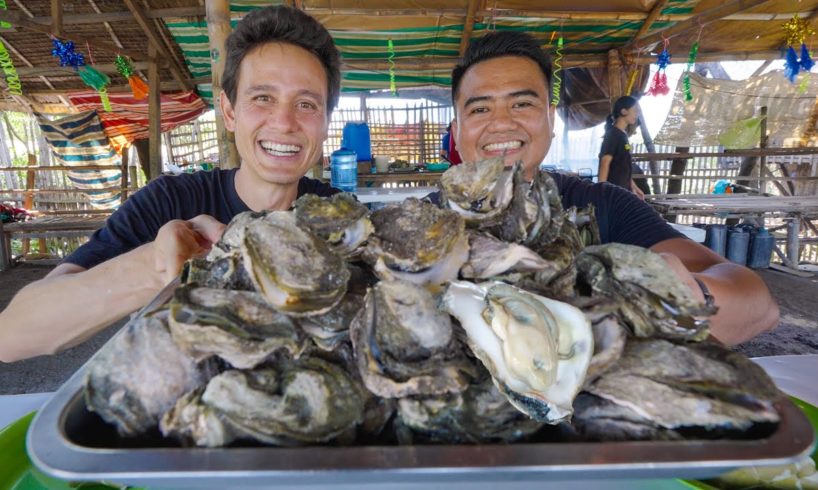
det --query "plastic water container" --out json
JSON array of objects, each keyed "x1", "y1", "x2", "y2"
[
  {"x1": 747, "y1": 227, "x2": 775, "y2": 269},
  {"x1": 342, "y1": 122, "x2": 371, "y2": 162},
  {"x1": 330, "y1": 148, "x2": 357, "y2": 193},
  {"x1": 704, "y1": 224, "x2": 727, "y2": 257},
  {"x1": 726, "y1": 227, "x2": 750, "y2": 265}
]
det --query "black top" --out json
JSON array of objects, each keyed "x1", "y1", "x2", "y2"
[
  {"x1": 599, "y1": 127, "x2": 633, "y2": 189},
  {"x1": 65, "y1": 168, "x2": 339, "y2": 269},
  {"x1": 425, "y1": 171, "x2": 683, "y2": 249}
]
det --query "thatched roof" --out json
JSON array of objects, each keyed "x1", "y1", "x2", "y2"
[{"x1": 0, "y1": 0, "x2": 816, "y2": 114}]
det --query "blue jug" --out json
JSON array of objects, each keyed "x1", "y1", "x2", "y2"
[
  {"x1": 747, "y1": 227, "x2": 775, "y2": 269},
  {"x1": 342, "y1": 122, "x2": 371, "y2": 162},
  {"x1": 330, "y1": 148, "x2": 357, "y2": 193},
  {"x1": 726, "y1": 227, "x2": 750, "y2": 265}
]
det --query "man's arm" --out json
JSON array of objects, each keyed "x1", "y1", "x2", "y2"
[
  {"x1": 0, "y1": 216, "x2": 225, "y2": 363},
  {"x1": 630, "y1": 179, "x2": 645, "y2": 200},
  {"x1": 650, "y1": 237, "x2": 779, "y2": 346},
  {"x1": 598, "y1": 155, "x2": 612, "y2": 182}
]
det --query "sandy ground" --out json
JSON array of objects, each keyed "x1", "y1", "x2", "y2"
[{"x1": 0, "y1": 263, "x2": 816, "y2": 395}]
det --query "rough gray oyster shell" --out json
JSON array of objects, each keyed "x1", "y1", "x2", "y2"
[
  {"x1": 575, "y1": 243, "x2": 716, "y2": 341},
  {"x1": 242, "y1": 211, "x2": 349, "y2": 316},
  {"x1": 84, "y1": 312, "x2": 212, "y2": 437},
  {"x1": 460, "y1": 230, "x2": 551, "y2": 280},
  {"x1": 161, "y1": 357, "x2": 366, "y2": 447},
  {"x1": 439, "y1": 157, "x2": 514, "y2": 226},
  {"x1": 350, "y1": 279, "x2": 475, "y2": 398},
  {"x1": 299, "y1": 289, "x2": 365, "y2": 351},
  {"x1": 184, "y1": 254, "x2": 255, "y2": 291},
  {"x1": 573, "y1": 339, "x2": 781, "y2": 441},
  {"x1": 294, "y1": 192, "x2": 373, "y2": 257},
  {"x1": 168, "y1": 285, "x2": 304, "y2": 369},
  {"x1": 363, "y1": 198, "x2": 469, "y2": 286}
]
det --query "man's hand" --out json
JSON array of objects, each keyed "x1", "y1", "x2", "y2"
[
  {"x1": 153, "y1": 215, "x2": 226, "y2": 283},
  {"x1": 631, "y1": 180, "x2": 645, "y2": 200}
]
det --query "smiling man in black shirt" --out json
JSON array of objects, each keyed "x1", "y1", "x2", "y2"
[
  {"x1": 0, "y1": 6, "x2": 340, "y2": 362},
  {"x1": 447, "y1": 31, "x2": 778, "y2": 346}
]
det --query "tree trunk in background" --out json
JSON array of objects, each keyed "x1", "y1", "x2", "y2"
[
  {"x1": 134, "y1": 139, "x2": 152, "y2": 181},
  {"x1": 148, "y1": 43, "x2": 162, "y2": 181},
  {"x1": 666, "y1": 147, "x2": 689, "y2": 223},
  {"x1": 206, "y1": 0, "x2": 240, "y2": 169},
  {"x1": 637, "y1": 107, "x2": 661, "y2": 194}
]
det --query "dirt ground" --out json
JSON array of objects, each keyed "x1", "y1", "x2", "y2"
[{"x1": 0, "y1": 263, "x2": 816, "y2": 395}]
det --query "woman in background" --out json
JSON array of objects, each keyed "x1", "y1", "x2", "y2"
[{"x1": 598, "y1": 96, "x2": 643, "y2": 199}]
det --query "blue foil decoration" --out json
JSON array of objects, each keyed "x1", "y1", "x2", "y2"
[
  {"x1": 785, "y1": 46, "x2": 800, "y2": 82},
  {"x1": 657, "y1": 47, "x2": 671, "y2": 69},
  {"x1": 800, "y1": 43, "x2": 814, "y2": 72},
  {"x1": 51, "y1": 39, "x2": 85, "y2": 69}
]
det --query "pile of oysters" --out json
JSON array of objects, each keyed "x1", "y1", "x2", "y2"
[{"x1": 84, "y1": 158, "x2": 782, "y2": 447}]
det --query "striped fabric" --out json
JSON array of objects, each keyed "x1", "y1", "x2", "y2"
[
  {"x1": 163, "y1": 0, "x2": 700, "y2": 104},
  {"x1": 37, "y1": 111, "x2": 122, "y2": 210},
  {"x1": 67, "y1": 91, "x2": 207, "y2": 151}
]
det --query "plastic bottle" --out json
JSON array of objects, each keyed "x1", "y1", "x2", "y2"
[
  {"x1": 726, "y1": 227, "x2": 750, "y2": 265},
  {"x1": 705, "y1": 224, "x2": 728, "y2": 257},
  {"x1": 330, "y1": 148, "x2": 357, "y2": 193}
]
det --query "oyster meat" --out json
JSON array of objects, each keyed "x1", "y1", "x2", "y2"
[
  {"x1": 350, "y1": 279, "x2": 475, "y2": 398},
  {"x1": 161, "y1": 357, "x2": 366, "y2": 447},
  {"x1": 294, "y1": 192, "x2": 373, "y2": 257},
  {"x1": 442, "y1": 281, "x2": 593, "y2": 423},
  {"x1": 576, "y1": 243, "x2": 716, "y2": 341},
  {"x1": 242, "y1": 211, "x2": 349, "y2": 316},
  {"x1": 364, "y1": 198, "x2": 469, "y2": 286},
  {"x1": 168, "y1": 285, "x2": 304, "y2": 369},
  {"x1": 85, "y1": 312, "x2": 211, "y2": 437}
]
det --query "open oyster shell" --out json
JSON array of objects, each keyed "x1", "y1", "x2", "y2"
[
  {"x1": 440, "y1": 157, "x2": 514, "y2": 226},
  {"x1": 363, "y1": 198, "x2": 469, "y2": 286},
  {"x1": 85, "y1": 312, "x2": 212, "y2": 437},
  {"x1": 442, "y1": 281, "x2": 593, "y2": 423},
  {"x1": 242, "y1": 211, "x2": 349, "y2": 316},
  {"x1": 575, "y1": 243, "x2": 716, "y2": 341},
  {"x1": 294, "y1": 192, "x2": 373, "y2": 257},
  {"x1": 460, "y1": 230, "x2": 551, "y2": 280},
  {"x1": 168, "y1": 285, "x2": 305, "y2": 369},
  {"x1": 350, "y1": 279, "x2": 475, "y2": 398},
  {"x1": 161, "y1": 357, "x2": 366, "y2": 447}
]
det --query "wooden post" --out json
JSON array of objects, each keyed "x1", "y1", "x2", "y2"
[
  {"x1": 121, "y1": 145, "x2": 130, "y2": 201},
  {"x1": 665, "y1": 147, "x2": 689, "y2": 223},
  {"x1": 637, "y1": 107, "x2": 661, "y2": 194},
  {"x1": 419, "y1": 105, "x2": 426, "y2": 166},
  {"x1": 148, "y1": 44, "x2": 162, "y2": 180},
  {"x1": 206, "y1": 0, "x2": 240, "y2": 169},
  {"x1": 51, "y1": 0, "x2": 63, "y2": 38},
  {"x1": 607, "y1": 49, "x2": 623, "y2": 104},
  {"x1": 22, "y1": 153, "x2": 35, "y2": 256}
]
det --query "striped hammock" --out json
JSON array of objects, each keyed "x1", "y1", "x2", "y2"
[{"x1": 37, "y1": 111, "x2": 121, "y2": 210}]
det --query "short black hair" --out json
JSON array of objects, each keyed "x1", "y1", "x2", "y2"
[
  {"x1": 222, "y1": 6, "x2": 341, "y2": 113},
  {"x1": 451, "y1": 31, "x2": 553, "y2": 107}
]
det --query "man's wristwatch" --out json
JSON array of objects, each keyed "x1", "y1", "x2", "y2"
[{"x1": 693, "y1": 276, "x2": 716, "y2": 309}]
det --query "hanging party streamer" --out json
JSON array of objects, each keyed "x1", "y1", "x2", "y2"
[
  {"x1": 0, "y1": 40, "x2": 21, "y2": 95},
  {"x1": 51, "y1": 39, "x2": 112, "y2": 111},
  {"x1": 625, "y1": 68, "x2": 638, "y2": 96},
  {"x1": 387, "y1": 39, "x2": 396, "y2": 95},
  {"x1": 646, "y1": 38, "x2": 671, "y2": 96},
  {"x1": 0, "y1": 0, "x2": 10, "y2": 30},
  {"x1": 79, "y1": 66, "x2": 112, "y2": 112},
  {"x1": 782, "y1": 15, "x2": 815, "y2": 83},
  {"x1": 551, "y1": 37, "x2": 563, "y2": 106},
  {"x1": 51, "y1": 39, "x2": 85, "y2": 68},
  {"x1": 115, "y1": 55, "x2": 149, "y2": 99},
  {"x1": 683, "y1": 41, "x2": 699, "y2": 102}
]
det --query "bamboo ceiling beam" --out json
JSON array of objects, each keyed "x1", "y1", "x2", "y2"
[
  {"x1": 50, "y1": 0, "x2": 62, "y2": 38},
  {"x1": 0, "y1": 10, "x2": 153, "y2": 62},
  {"x1": 121, "y1": 0, "x2": 192, "y2": 91},
  {"x1": 86, "y1": 0, "x2": 126, "y2": 53},
  {"x1": 631, "y1": 0, "x2": 669, "y2": 42},
  {"x1": 459, "y1": 0, "x2": 480, "y2": 56},
  {"x1": 30, "y1": 7, "x2": 206, "y2": 25},
  {"x1": 17, "y1": 62, "x2": 151, "y2": 77},
  {"x1": 628, "y1": 0, "x2": 773, "y2": 51}
]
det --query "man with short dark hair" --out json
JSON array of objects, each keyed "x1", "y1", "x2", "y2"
[
  {"x1": 0, "y1": 6, "x2": 342, "y2": 362},
  {"x1": 447, "y1": 31, "x2": 778, "y2": 345}
]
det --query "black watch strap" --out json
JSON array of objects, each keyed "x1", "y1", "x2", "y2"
[{"x1": 693, "y1": 276, "x2": 716, "y2": 309}]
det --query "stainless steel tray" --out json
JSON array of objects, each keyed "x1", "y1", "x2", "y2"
[{"x1": 26, "y1": 281, "x2": 817, "y2": 489}]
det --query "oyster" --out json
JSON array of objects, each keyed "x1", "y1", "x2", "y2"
[
  {"x1": 573, "y1": 339, "x2": 781, "y2": 441},
  {"x1": 396, "y1": 377, "x2": 543, "y2": 444},
  {"x1": 442, "y1": 281, "x2": 593, "y2": 423},
  {"x1": 168, "y1": 285, "x2": 304, "y2": 369},
  {"x1": 184, "y1": 254, "x2": 255, "y2": 291},
  {"x1": 350, "y1": 279, "x2": 475, "y2": 398},
  {"x1": 161, "y1": 357, "x2": 366, "y2": 447},
  {"x1": 85, "y1": 312, "x2": 212, "y2": 437},
  {"x1": 294, "y1": 192, "x2": 373, "y2": 257},
  {"x1": 567, "y1": 204, "x2": 600, "y2": 248},
  {"x1": 575, "y1": 243, "x2": 716, "y2": 341},
  {"x1": 364, "y1": 198, "x2": 469, "y2": 286},
  {"x1": 440, "y1": 157, "x2": 514, "y2": 225},
  {"x1": 242, "y1": 211, "x2": 349, "y2": 316},
  {"x1": 460, "y1": 230, "x2": 551, "y2": 280},
  {"x1": 299, "y1": 289, "x2": 365, "y2": 351}
]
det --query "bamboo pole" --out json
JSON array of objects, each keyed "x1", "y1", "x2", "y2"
[
  {"x1": 631, "y1": 0, "x2": 669, "y2": 42},
  {"x1": 206, "y1": 0, "x2": 240, "y2": 169},
  {"x1": 459, "y1": 0, "x2": 480, "y2": 56},
  {"x1": 148, "y1": 44, "x2": 162, "y2": 181},
  {"x1": 121, "y1": 146, "x2": 130, "y2": 201},
  {"x1": 632, "y1": 147, "x2": 818, "y2": 160},
  {"x1": 50, "y1": 0, "x2": 62, "y2": 38}
]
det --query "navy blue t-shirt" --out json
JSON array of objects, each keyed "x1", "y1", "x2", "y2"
[
  {"x1": 65, "y1": 168, "x2": 339, "y2": 269},
  {"x1": 426, "y1": 171, "x2": 682, "y2": 249}
]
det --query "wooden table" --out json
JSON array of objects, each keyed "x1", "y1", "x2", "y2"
[
  {"x1": 648, "y1": 194, "x2": 818, "y2": 265},
  {"x1": 0, "y1": 215, "x2": 109, "y2": 270}
]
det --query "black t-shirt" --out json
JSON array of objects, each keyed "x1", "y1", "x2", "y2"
[
  {"x1": 599, "y1": 127, "x2": 633, "y2": 189},
  {"x1": 65, "y1": 168, "x2": 339, "y2": 269},
  {"x1": 425, "y1": 171, "x2": 682, "y2": 249}
]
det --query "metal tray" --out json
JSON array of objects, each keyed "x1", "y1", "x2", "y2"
[{"x1": 26, "y1": 281, "x2": 818, "y2": 489}]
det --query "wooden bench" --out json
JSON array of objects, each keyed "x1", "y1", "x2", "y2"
[{"x1": 0, "y1": 215, "x2": 109, "y2": 270}]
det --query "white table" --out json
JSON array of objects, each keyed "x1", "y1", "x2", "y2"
[
  {"x1": 354, "y1": 186, "x2": 437, "y2": 204},
  {"x1": 669, "y1": 222, "x2": 706, "y2": 243}
]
